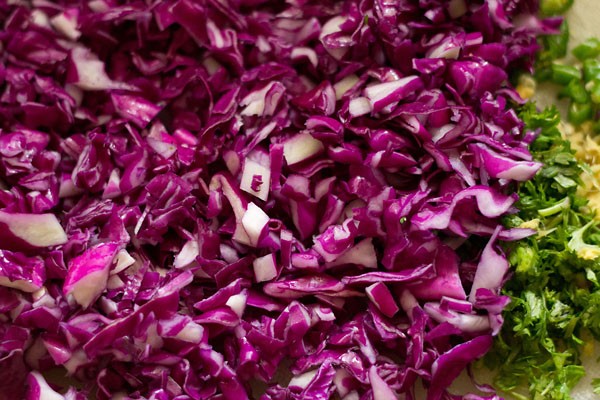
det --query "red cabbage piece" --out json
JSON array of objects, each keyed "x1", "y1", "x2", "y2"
[
  {"x1": 0, "y1": 0, "x2": 555, "y2": 399},
  {"x1": 26, "y1": 371, "x2": 65, "y2": 400}
]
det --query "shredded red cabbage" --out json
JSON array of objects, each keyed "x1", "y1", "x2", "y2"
[{"x1": 0, "y1": 1, "x2": 559, "y2": 399}]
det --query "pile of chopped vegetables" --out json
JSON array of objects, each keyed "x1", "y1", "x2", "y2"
[
  {"x1": 485, "y1": 104, "x2": 591, "y2": 399},
  {"x1": 484, "y1": 16, "x2": 600, "y2": 399},
  {"x1": 0, "y1": 0, "x2": 575, "y2": 399}
]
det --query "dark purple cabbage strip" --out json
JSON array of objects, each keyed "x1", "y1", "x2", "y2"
[{"x1": 0, "y1": 1, "x2": 556, "y2": 399}]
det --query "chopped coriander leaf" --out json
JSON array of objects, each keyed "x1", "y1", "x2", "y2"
[{"x1": 486, "y1": 104, "x2": 600, "y2": 399}]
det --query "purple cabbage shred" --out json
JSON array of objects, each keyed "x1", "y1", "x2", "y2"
[{"x1": 0, "y1": 0, "x2": 558, "y2": 399}]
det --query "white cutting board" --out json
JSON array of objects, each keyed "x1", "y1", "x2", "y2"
[{"x1": 566, "y1": 0, "x2": 600, "y2": 51}]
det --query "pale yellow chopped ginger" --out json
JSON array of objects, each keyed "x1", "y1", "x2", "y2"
[
  {"x1": 562, "y1": 121, "x2": 600, "y2": 219},
  {"x1": 516, "y1": 75, "x2": 536, "y2": 100},
  {"x1": 518, "y1": 218, "x2": 540, "y2": 230}
]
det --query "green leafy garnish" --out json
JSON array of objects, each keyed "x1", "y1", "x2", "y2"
[{"x1": 485, "y1": 104, "x2": 600, "y2": 399}]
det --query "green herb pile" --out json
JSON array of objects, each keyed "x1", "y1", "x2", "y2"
[
  {"x1": 484, "y1": 104, "x2": 600, "y2": 399},
  {"x1": 485, "y1": 5, "x2": 600, "y2": 398}
]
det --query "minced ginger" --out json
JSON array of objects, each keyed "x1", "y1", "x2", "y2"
[
  {"x1": 561, "y1": 121, "x2": 600, "y2": 218},
  {"x1": 516, "y1": 75, "x2": 537, "y2": 100}
]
